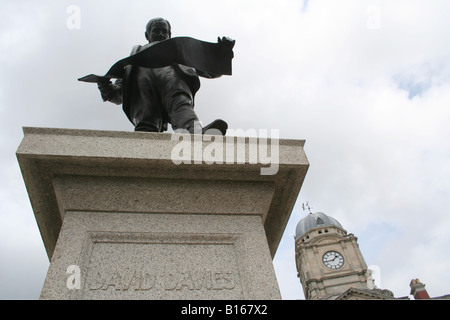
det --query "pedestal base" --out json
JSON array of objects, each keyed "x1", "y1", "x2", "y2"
[
  {"x1": 42, "y1": 212, "x2": 279, "y2": 299},
  {"x1": 16, "y1": 127, "x2": 308, "y2": 300}
]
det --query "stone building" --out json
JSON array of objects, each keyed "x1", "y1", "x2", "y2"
[{"x1": 294, "y1": 212, "x2": 395, "y2": 300}]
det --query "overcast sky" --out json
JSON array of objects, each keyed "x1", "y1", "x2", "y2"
[{"x1": 1, "y1": 0, "x2": 450, "y2": 300}]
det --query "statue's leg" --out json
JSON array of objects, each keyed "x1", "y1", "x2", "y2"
[
  {"x1": 153, "y1": 66, "x2": 200, "y2": 132},
  {"x1": 129, "y1": 67, "x2": 164, "y2": 132}
]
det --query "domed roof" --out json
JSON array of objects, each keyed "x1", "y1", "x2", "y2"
[{"x1": 295, "y1": 212, "x2": 344, "y2": 239}]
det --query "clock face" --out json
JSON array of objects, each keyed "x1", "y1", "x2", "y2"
[{"x1": 322, "y1": 251, "x2": 344, "y2": 270}]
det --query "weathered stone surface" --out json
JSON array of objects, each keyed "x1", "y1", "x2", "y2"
[{"x1": 16, "y1": 127, "x2": 308, "y2": 299}]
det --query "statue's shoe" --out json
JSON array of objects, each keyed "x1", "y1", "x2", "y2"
[{"x1": 201, "y1": 119, "x2": 228, "y2": 136}]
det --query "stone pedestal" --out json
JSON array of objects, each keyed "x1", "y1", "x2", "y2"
[{"x1": 16, "y1": 127, "x2": 308, "y2": 300}]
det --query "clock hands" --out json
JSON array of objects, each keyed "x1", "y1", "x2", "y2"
[
  {"x1": 324, "y1": 254, "x2": 338, "y2": 263},
  {"x1": 323, "y1": 251, "x2": 344, "y2": 269}
]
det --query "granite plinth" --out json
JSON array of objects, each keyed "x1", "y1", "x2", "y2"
[{"x1": 16, "y1": 127, "x2": 308, "y2": 299}]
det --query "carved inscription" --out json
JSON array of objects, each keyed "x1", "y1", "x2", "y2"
[
  {"x1": 88, "y1": 269, "x2": 236, "y2": 291},
  {"x1": 81, "y1": 232, "x2": 242, "y2": 298}
]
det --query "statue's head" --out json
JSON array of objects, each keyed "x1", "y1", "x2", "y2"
[{"x1": 145, "y1": 18, "x2": 171, "y2": 43}]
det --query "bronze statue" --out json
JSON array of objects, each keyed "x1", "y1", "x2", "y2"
[{"x1": 80, "y1": 18, "x2": 235, "y2": 135}]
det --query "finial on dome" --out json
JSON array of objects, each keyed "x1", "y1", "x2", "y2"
[{"x1": 302, "y1": 201, "x2": 312, "y2": 214}]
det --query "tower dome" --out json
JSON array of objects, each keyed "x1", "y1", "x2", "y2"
[{"x1": 295, "y1": 212, "x2": 344, "y2": 239}]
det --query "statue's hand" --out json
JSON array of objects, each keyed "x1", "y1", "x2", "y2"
[
  {"x1": 97, "y1": 78, "x2": 112, "y2": 88},
  {"x1": 218, "y1": 36, "x2": 235, "y2": 50},
  {"x1": 97, "y1": 79, "x2": 114, "y2": 101}
]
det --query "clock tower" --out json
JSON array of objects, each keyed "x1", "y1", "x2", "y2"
[{"x1": 294, "y1": 212, "x2": 394, "y2": 300}]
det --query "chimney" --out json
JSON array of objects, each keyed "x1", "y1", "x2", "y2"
[{"x1": 409, "y1": 279, "x2": 431, "y2": 299}]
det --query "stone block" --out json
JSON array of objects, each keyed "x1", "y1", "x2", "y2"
[{"x1": 16, "y1": 127, "x2": 308, "y2": 299}]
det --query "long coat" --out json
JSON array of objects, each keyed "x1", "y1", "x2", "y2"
[{"x1": 117, "y1": 44, "x2": 220, "y2": 130}]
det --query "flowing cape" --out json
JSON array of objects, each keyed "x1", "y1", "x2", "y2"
[{"x1": 78, "y1": 37, "x2": 233, "y2": 83}]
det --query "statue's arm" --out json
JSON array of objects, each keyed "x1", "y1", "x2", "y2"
[
  {"x1": 96, "y1": 45, "x2": 141, "y2": 105},
  {"x1": 97, "y1": 79, "x2": 123, "y2": 105}
]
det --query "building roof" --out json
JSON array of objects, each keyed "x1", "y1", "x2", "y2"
[
  {"x1": 295, "y1": 212, "x2": 344, "y2": 239},
  {"x1": 333, "y1": 287, "x2": 397, "y2": 300}
]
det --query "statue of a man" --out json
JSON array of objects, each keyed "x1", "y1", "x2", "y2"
[{"x1": 97, "y1": 17, "x2": 234, "y2": 135}]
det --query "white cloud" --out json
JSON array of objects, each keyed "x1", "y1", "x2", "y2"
[{"x1": 0, "y1": 2, "x2": 51, "y2": 64}]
